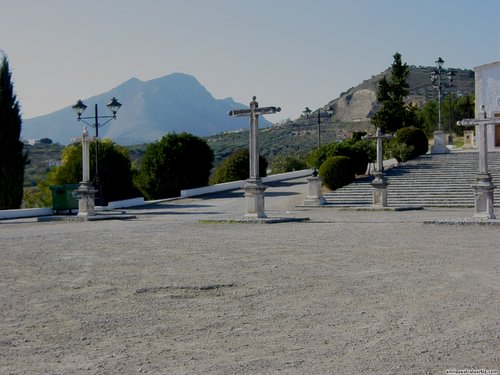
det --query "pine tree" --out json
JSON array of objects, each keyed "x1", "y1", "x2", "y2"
[
  {"x1": 371, "y1": 52, "x2": 412, "y2": 133},
  {"x1": 0, "y1": 56, "x2": 28, "y2": 209}
]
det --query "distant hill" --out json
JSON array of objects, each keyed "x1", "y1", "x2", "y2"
[
  {"x1": 22, "y1": 73, "x2": 270, "y2": 145},
  {"x1": 297, "y1": 65, "x2": 474, "y2": 126},
  {"x1": 207, "y1": 65, "x2": 475, "y2": 165}
]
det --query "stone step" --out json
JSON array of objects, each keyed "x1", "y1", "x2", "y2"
[{"x1": 323, "y1": 151, "x2": 500, "y2": 208}]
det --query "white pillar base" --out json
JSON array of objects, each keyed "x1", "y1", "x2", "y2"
[
  {"x1": 430, "y1": 130, "x2": 450, "y2": 154},
  {"x1": 472, "y1": 174, "x2": 496, "y2": 220},
  {"x1": 244, "y1": 179, "x2": 267, "y2": 218},
  {"x1": 372, "y1": 172, "x2": 389, "y2": 208},
  {"x1": 75, "y1": 182, "x2": 97, "y2": 217},
  {"x1": 303, "y1": 175, "x2": 326, "y2": 206}
]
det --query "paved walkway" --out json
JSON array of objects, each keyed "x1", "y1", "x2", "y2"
[{"x1": 1, "y1": 178, "x2": 498, "y2": 374}]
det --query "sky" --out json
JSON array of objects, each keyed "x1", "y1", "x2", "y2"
[{"x1": 1, "y1": 0, "x2": 499, "y2": 123}]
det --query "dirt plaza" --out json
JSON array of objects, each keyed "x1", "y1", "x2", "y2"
[{"x1": 0, "y1": 179, "x2": 499, "y2": 374}]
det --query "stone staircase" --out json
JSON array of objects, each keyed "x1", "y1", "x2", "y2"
[{"x1": 323, "y1": 151, "x2": 500, "y2": 208}]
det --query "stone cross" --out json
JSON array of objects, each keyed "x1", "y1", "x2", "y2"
[
  {"x1": 364, "y1": 128, "x2": 393, "y2": 207},
  {"x1": 72, "y1": 127, "x2": 97, "y2": 217},
  {"x1": 458, "y1": 105, "x2": 500, "y2": 219},
  {"x1": 229, "y1": 96, "x2": 281, "y2": 218}
]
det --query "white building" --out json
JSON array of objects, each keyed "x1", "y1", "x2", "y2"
[{"x1": 475, "y1": 61, "x2": 500, "y2": 151}]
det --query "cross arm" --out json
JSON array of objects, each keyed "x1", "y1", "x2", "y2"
[
  {"x1": 228, "y1": 108, "x2": 251, "y2": 117},
  {"x1": 254, "y1": 106, "x2": 281, "y2": 115},
  {"x1": 457, "y1": 118, "x2": 500, "y2": 126},
  {"x1": 363, "y1": 133, "x2": 394, "y2": 140}
]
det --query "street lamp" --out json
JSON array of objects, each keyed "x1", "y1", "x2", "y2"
[
  {"x1": 447, "y1": 70, "x2": 456, "y2": 144},
  {"x1": 430, "y1": 57, "x2": 453, "y2": 154},
  {"x1": 303, "y1": 105, "x2": 335, "y2": 148},
  {"x1": 430, "y1": 57, "x2": 445, "y2": 131},
  {"x1": 430, "y1": 58, "x2": 455, "y2": 131},
  {"x1": 72, "y1": 97, "x2": 122, "y2": 205}
]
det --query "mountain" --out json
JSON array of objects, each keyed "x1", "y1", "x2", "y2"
[{"x1": 22, "y1": 73, "x2": 269, "y2": 145}]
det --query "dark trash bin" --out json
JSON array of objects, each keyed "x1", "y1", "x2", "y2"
[{"x1": 50, "y1": 184, "x2": 79, "y2": 214}]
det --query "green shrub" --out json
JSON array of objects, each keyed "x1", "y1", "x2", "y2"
[
  {"x1": 305, "y1": 145, "x2": 330, "y2": 170},
  {"x1": 386, "y1": 141, "x2": 415, "y2": 163},
  {"x1": 270, "y1": 154, "x2": 307, "y2": 174},
  {"x1": 135, "y1": 133, "x2": 214, "y2": 199},
  {"x1": 210, "y1": 149, "x2": 268, "y2": 184},
  {"x1": 306, "y1": 139, "x2": 372, "y2": 175},
  {"x1": 332, "y1": 139, "x2": 371, "y2": 175},
  {"x1": 393, "y1": 126, "x2": 429, "y2": 159},
  {"x1": 319, "y1": 156, "x2": 355, "y2": 190}
]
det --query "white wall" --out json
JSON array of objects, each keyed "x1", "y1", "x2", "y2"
[{"x1": 475, "y1": 61, "x2": 500, "y2": 151}]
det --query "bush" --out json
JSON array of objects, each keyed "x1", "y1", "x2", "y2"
[
  {"x1": 210, "y1": 149, "x2": 268, "y2": 184},
  {"x1": 332, "y1": 139, "x2": 371, "y2": 175},
  {"x1": 386, "y1": 141, "x2": 415, "y2": 163},
  {"x1": 135, "y1": 133, "x2": 214, "y2": 199},
  {"x1": 319, "y1": 156, "x2": 355, "y2": 190},
  {"x1": 307, "y1": 139, "x2": 372, "y2": 176},
  {"x1": 305, "y1": 145, "x2": 330, "y2": 170},
  {"x1": 270, "y1": 154, "x2": 307, "y2": 174},
  {"x1": 393, "y1": 126, "x2": 429, "y2": 160}
]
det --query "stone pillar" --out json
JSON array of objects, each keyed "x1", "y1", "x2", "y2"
[
  {"x1": 74, "y1": 127, "x2": 96, "y2": 217},
  {"x1": 244, "y1": 178, "x2": 267, "y2": 218},
  {"x1": 472, "y1": 175, "x2": 496, "y2": 219},
  {"x1": 430, "y1": 130, "x2": 450, "y2": 154},
  {"x1": 249, "y1": 98, "x2": 259, "y2": 180},
  {"x1": 473, "y1": 123, "x2": 495, "y2": 219},
  {"x1": 372, "y1": 172, "x2": 388, "y2": 208},
  {"x1": 304, "y1": 171, "x2": 326, "y2": 206},
  {"x1": 76, "y1": 182, "x2": 96, "y2": 217},
  {"x1": 370, "y1": 128, "x2": 390, "y2": 208},
  {"x1": 463, "y1": 130, "x2": 475, "y2": 149}
]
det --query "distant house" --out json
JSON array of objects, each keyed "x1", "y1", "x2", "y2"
[
  {"x1": 475, "y1": 61, "x2": 500, "y2": 151},
  {"x1": 24, "y1": 139, "x2": 40, "y2": 146}
]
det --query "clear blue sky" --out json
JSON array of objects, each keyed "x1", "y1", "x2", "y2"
[{"x1": 1, "y1": 0, "x2": 499, "y2": 123}]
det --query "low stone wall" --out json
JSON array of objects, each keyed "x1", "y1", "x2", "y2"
[
  {"x1": 107, "y1": 197, "x2": 145, "y2": 209},
  {"x1": 0, "y1": 207, "x2": 53, "y2": 220},
  {"x1": 180, "y1": 169, "x2": 313, "y2": 198}
]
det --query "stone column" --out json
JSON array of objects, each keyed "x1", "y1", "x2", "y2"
[
  {"x1": 430, "y1": 130, "x2": 450, "y2": 154},
  {"x1": 473, "y1": 123, "x2": 496, "y2": 219},
  {"x1": 303, "y1": 171, "x2": 326, "y2": 206},
  {"x1": 371, "y1": 128, "x2": 390, "y2": 208},
  {"x1": 74, "y1": 127, "x2": 96, "y2": 217}
]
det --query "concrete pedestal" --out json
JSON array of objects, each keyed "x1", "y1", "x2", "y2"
[
  {"x1": 244, "y1": 178, "x2": 267, "y2": 218},
  {"x1": 430, "y1": 130, "x2": 450, "y2": 154},
  {"x1": 75, "y1": 182, "x2": 97, "y2": 217},
  {"x1": 472, "y1": 173, "x2": 496, "y2": 219},
  {"x1": 303, "y1": 175, "x2": 326, "y2": 206},
  {"x1": 372, "y1": 172, "x2": 389, "y2": 208},
  {"x1": 463, "y1": 130, "x2": 475, "y2": 149}
]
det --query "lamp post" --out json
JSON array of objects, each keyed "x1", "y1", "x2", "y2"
[
  {"x1": 447, "y1": 70, "x2": 456, "y2": 145},
  {"x1": 430, "y1": 57, "x2": 445, "y2": 131},
  {"x1": 303, "y1": 106, "x2": 335, "y2": 148},
  {"x1": 430, "y1": 57, "x2": 451, "y2": 154},
  {"x1": 72, "y1": 97, "x2": 122, "y2": 205}
]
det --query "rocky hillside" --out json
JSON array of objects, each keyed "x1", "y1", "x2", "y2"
[{"x1": 301, "y1": 65, "x2": 474, "y2": 125}]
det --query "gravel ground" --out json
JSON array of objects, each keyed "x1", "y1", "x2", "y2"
[{"x1": 0, "y1": 179, "x2": 499, "y2": 374}]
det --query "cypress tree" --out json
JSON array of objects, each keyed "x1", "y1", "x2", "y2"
[
  {"x1": 371, "y1": 52, "x2": 411, "y2": 133},
  {"x1": 0, "y1": 55, "x2": 28, "y2": 209}
]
